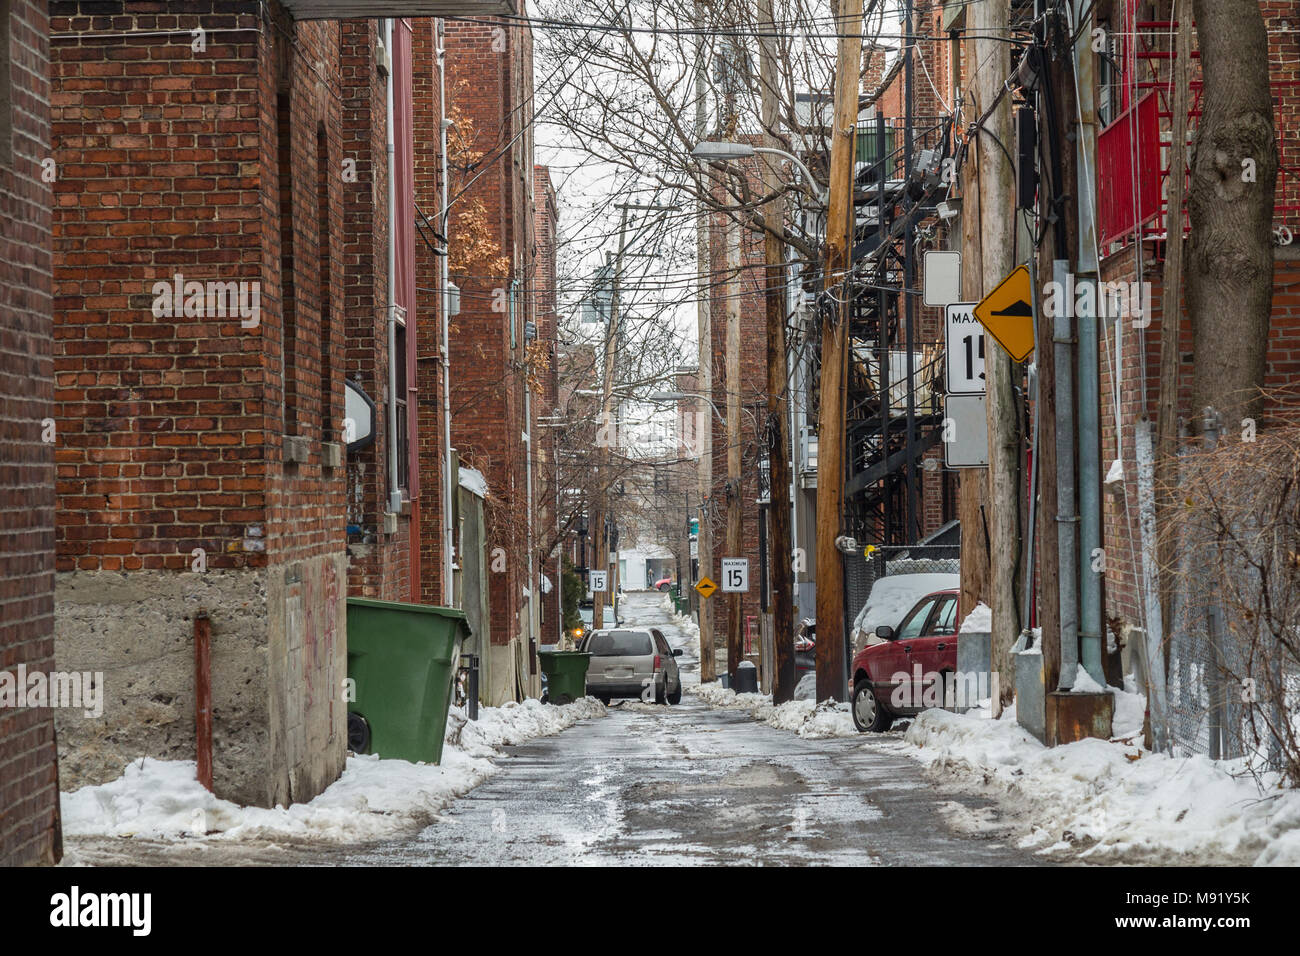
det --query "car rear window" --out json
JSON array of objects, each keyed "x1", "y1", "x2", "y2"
[{"x1": 587, "y1": 631, "x2": 654, "y2": 656}]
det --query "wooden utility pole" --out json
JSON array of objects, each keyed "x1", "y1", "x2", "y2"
[
  {"x1": 758, "y1": 0, "x2": 795, "y2": 703},
  {"x1": 694, "y1": 0, "x2": 716, "y2": 681},
  {"x1": 814, "y1": 0, "x2": 863, "y2": 703},
  {"x1": 972, "y1": 0, "x2": 1021, "y2": 710},
  {"x1": 725, "y1": 175, "x2": 743, "y2": 680}
]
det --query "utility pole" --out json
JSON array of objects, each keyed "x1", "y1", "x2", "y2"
[
  {"x1": 972, "y1": 0, "x2": 1021, "y2": 710},
  {"x1": 593, "y1": 209, "x2": 631, "y2": 633},
  {"x1": 694, "y1": 0, "x2": 716, "y2": 682},
  {"x1": 758, "y1": 0, "x2": 794, "y2": 703},
  {"x1": 814, "y1": 0, "x2": 863, "y2": 703},
  {"x1": 720, "y1": 33, "x2": 743, "y2": 682}
]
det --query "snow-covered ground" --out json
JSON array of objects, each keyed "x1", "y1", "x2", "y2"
[
  {"x1": 689, "y1": 682, "x2": 858, "y2": 738},
  {"x1": 61, "y1": 698, "x2": 605, "y2": 848},
  {"x1": 904, "y1": 697, "x2": 1300, "y2": 865}
]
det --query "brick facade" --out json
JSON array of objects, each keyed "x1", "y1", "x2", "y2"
[
  {"x1": 443, "y1": 13, "x2": 537, "y2": 702},
  {"x1": 0, "y1": 0, "x2": 62, "y2": 866},
  {"x1": 48, "y1": 1, "x2": 352, "y2": 806}
]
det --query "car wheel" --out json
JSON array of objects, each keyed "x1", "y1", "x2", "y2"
[
  {"x1": 852, "y1": 678, "x2": 893, "y2": 733},
  {"x1": 667, "y1": 678, "x2": 681, "y2": 705},
  {"x1": 658, "y1": 583, "x2": 669, "y2": 592},
  {"x1": 655, "y1": 675, "x2": 667, "y2": 704}
]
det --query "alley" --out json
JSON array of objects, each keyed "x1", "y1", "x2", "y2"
[{"x1": 347, "y1": 593, "x2": 1040, "y2": 866}]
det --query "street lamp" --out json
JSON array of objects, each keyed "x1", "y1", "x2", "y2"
[{"x1": 690, "y1": 141, "x2": 828, "y2": 206}]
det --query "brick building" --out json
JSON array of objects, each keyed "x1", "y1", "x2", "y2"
[
  {"x1": 443, "y1": 12, "x2": 538, "y2": 704},
  {"x1": 1, "y1": 0, "x2": 63, "y2": 866},
  {"x1": 48, "y1": 1, "x2": 357, "y2": 807},
  {"x1": 1091, "y1": 4, "x2": 1300, "y2": 639},
  {"x1": 533, "y1": 164, "x2": 561, "y2": 643}
]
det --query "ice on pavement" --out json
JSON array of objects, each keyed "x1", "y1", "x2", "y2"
[
  {"x1": 690, "y1": 682, "x2": 857, "y2": 738},
  {"x1": 60, "y1": 697, "x2": 606, "y2": 844},
  {"x1": 904, "y1": 702, "x2": 1300, "y2": 865}
]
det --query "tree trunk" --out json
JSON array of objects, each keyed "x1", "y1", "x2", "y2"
[{"x1": 1187, "y1": 0, "x2": 1277, "y2": 430}]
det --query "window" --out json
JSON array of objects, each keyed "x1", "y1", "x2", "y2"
[
  {"x1": 587, "y1": 631, "x2": 654, "y2": 657},
  {"x1": 394, "y1": 321, "x2": 409, "y2": 492},
  {"x1": 317, "y1": 124, "x2": 334, "y2": 439},
  {"x1": 277, "y1": 92, "x2": 298, "y2": 435},
  {"x1": 931, "y1": 596, "x2": 957, "y2": 636},
  {"x1": 897, "y1": 597, "x2": 940, "y2": 641}
]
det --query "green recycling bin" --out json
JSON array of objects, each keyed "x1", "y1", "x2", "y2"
[
  {"x1": 346, "y1": 597, "x2": 469, "y2": 765},
  {"x1": 538, "y1": 651, "x2": 591, "y2": 705}
]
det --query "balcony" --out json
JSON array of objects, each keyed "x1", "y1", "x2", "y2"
[{"x1": 281, "y1": 0, "x2": 517, "y2": 18}]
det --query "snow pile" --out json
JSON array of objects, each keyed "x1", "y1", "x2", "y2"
[
  {"x1": 904, "y1": 706, "x2": 1300, "y2": 865},
  {"x1": 794, "y1": 672, "x2": 817, "y2": 701},
  {"x1": 690, "y1": 682, "x2": 857, "y2": 738},
  {"x1": 959, "y1": 601, "x2": 992, "y2": 633},
  {"x1": 62, "y1": 697, "x2": 605, "y2": 845}
]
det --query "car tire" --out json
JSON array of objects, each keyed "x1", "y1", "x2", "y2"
[
  {"x1": 667, "y1": 679, "x2": 681, "y2": 705},
  {"x1": 852, "y1": 678, "x2": 893, "y2": 733},
  {"x1": 655, "y1": 675, "x2": 667, "y2": 704},
  {"x1": 658, "y1": 583, "x2": 669, "y2": 592}
]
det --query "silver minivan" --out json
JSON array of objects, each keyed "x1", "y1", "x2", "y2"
[{"x1": 581, "y1": 627, "x2": 682, "y2": 705}]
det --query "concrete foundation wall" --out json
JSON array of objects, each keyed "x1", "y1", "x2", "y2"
[{"x1": 55, "y1": 557, "x2": 345, "y2": 807}]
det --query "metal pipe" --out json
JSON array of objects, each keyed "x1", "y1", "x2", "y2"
[
  {"x1": 1053, "y1": 259, "x2": 1080, "y2": 689},
  {"x1": 384, "y1": 19, "x2": 401, "y2": 517},
  {"x1": 194, "y1": 613, "x2": 213, "y2": 792},
  {"x1": 438, "y1": 21, "x2": 455, "y2": 605}
]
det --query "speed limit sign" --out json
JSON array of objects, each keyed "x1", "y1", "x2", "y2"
[
  {"x1": 589, "y1": 570, "x2": 608, "y2": 593},
  {"x1": 720, "y1": 558, "x2": 749, "y2": 592}
]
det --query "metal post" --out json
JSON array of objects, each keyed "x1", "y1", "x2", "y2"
[
  {"x1": 1134, "y1": 419, "x2": 1170, "y2": 752},
  {"x1": 1053, "y1": 259, "x2": 1080, "y2": 690}
]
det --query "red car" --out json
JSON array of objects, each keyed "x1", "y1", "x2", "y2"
[
  {"x1": 850, "y1": 589, "x2": 959, "y2": 732},
  {"x1": 654, "y1": 577, "x2": 672, "y2": 591}
]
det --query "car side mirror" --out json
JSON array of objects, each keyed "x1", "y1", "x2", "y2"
[
  {"x1": 875, "y1": 625, "x2": 895, "y2": 640},
  {"x1": 672, "y1": 649, "x2": 683, "y2": 657}
]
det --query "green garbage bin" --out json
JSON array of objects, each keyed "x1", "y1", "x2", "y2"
[
  {"x1": 538, "y1": 651, "x2": 591, "y2": 705},
  {"x1": 346, "y1": 597, "x2": 469, "y2": 765}
]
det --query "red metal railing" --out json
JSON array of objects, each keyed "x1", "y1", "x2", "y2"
[{"x1": 1097, "y1": 18, "x2": 1299, "y2": 250}]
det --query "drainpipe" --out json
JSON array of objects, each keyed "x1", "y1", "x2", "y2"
[
  {"x1": 1053, "y1": 259, "x2": 1079, "y2": 690},
  {"x1": 438, "y1": 21, "x2": 455, "y2": 606},
  {"x1": 384, "y1": 18, "x2": 401, "y2": 517},
  {"x1": 1072, "y1": 0, "x2": 1105, "y2": 687}
]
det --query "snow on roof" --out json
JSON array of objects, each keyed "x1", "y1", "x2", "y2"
[
  {"x1": 851, "y1": 572, "x2": 960, "y2": 639},
  {"x1": 458, "y1": 467, "x2": 489, "y2": 498}
]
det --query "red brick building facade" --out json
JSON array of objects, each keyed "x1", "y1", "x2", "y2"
[
  {"x1": 443, "y1": 13, "x2": 538, "y2": 702},
  {"x1": 1, "y1": 0, "x2": 62, "y2": 867},
  {"x1": 48, "y1": 1, "x2": 353, "y2": 806}
]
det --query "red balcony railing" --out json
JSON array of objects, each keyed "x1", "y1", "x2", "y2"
[{"x1": 1097, "y1": 19, "x2": 1299, "y2": 250}]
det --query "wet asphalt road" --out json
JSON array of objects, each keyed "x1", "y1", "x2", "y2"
[{"x1": 347, "y1": 592, "x2": 1043, "y2": 866}]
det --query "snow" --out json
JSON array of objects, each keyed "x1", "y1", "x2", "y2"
[
  {"x1": 457, "y1": 467, "x2": 489, "y2": 498},
  {"x1": 689, "y1": 682, "x2": 857, "y2": 738},
  {"x1": 794, "y1": 672, "x2": 817, "y2": 701},
  {"x1": 61, "y1": 697, "x2": 605, "y2": 845},
  {"x1": 850, "y1": 572, "x2": 959, "y2": 649},
  {"x1": 903, "y1": 699, "x2": 1300, "y2": 865},
  {"x1": 959, "y1": 601, "x2": 992, "y2": 634},
  {"x1": 1069, "y1": 667, "x2": 1106, "y2": 694},
  {"x1": 1105, "y1": 458, "x2": 1124, "y2": 485}
]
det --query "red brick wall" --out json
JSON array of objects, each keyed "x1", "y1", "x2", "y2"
[
  {"x1": 340, "y1": 18, "x2": 415, "y2": 602},
  {"x1": 444, "y1": 14, "x2": 535, "y2": 651},
  {"x1": 0, "y1": 0, "x2": 62, "y2": 867}
]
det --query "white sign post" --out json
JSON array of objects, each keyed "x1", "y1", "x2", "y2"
[
  {"x1": 945, "y1": 303, "x2": 986, "y2": 395},
  {"x1": 589, "y1": 570, "x2": 608, "y2": 593},
  {"x1": 720, "y1": 558, "x2": 749, "y2": 593}
]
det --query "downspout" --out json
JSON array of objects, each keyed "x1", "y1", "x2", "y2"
[
  {"x1": 384, "y1": 18, "x2": 401, "y2": 516},
  {"x1": 1072, "y1": 0, "x2": 1105, "y2": 687},
  {"x1": 1053, "y1": 259, "x2": 1079, "y2": 689},
  {"x1": 438, "y1": 22, "x2": 455, "y2": 606}
]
